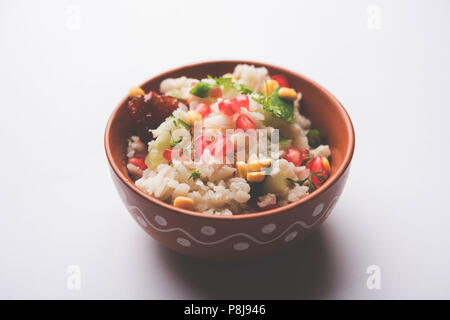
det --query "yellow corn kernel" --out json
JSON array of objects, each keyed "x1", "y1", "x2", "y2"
[
  {"x1": 173, "y1": 196, "x2": 195, "y2": 210},
  {"x1": 186, "y1": 111, "x2": 203, "y2": 126},
  {"x1": 247, "y1": 171, "x2": 266, "y2": 183},
  {"x1": 322, "y1": 157, "x2": 331, "y2": 174},
  {"x1": 262, "y1": 80, "x2": 279, "y2": 96},
  {"x1": 129, "y1": 86, "x2": 145, "y2": 98},
  {"x1": 259, "y1": 159, "x2": 272, "y2": 168},
  {"x1": 248, "y1": 161, "x2": 261, "y2": 172},
  {"x1": 236, "y1": 161, "x2": 248, "y2": 178},
  {"x1": 278, "y1": 87, "x2": 298, "y2": 101},
  {"x1": 248, "y1": 159, "x2": 272, "y2": 172}
]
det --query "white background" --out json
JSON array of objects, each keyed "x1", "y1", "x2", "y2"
[{"x1": 1, "y1": 0, "x2": 449, "y2": 299}]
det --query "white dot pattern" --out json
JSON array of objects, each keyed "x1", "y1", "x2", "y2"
[
  {"x1": 233, "y1": 242, "x2": 250, "y2": 251},
  {"x1": 135, "y1": 215, "x2": 147, "y2": 228},
  {"x1": 176, "y1": 237, "x2": 191, "y2": 247},
  {"x1": 201, "y1": 226, "x2": 216, "y2": 236},
  {"x1": 312, "y1": 203, "x2": 324, "y2": 217},
  {"x1": 285, "y1": 231, "x2": 298, "y2": 242},
  {"x1": 262, "y1": 223, "x2": 276, "y2": 234},
  {"x1": 154, "y1": 215, "x2": 167, "y2": 226}
]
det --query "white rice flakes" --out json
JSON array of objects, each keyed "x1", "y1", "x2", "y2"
[{"x1": 135, "y1": 162, "x2": 250, "y2": 215}]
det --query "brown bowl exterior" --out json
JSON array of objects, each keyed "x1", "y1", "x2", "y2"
[{"x1": 105, "y1": 60, "x2": 355, "y2": 262}]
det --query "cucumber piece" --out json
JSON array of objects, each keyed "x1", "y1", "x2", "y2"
[
  {"x1": 263, "y1": 111, "x2": 294, "y2": 138},
  {"x1": 262, "y1": 174, "x2": 290, "y2": 198},
  {"x1": 144, "y1": 131, "x2": 171, "y2": 169}
]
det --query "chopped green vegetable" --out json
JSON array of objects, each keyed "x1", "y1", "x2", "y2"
[
  {"x1": 190, "y1": 82, "x2": 211, "y2": 98},
  {"x1": 169, "y1": 115, "x2": 192, "y2": 130},
  {"x1": 307, "y1": 129, "x2": 325, "y2": 148},
  {"x1": 253, "y1": 87, "x2": 294, "y2": 124},
  {"x1": 212, "y1": 76, "x2": 233, "y2": 87},
  {"x1": 286, "y1": 172, "x2": 327, "y2": 193},
  {"x1": 262, "y1": 174, "x2": 290, "y2": 197},
  {"x1": 176, "y1": 118, "x2": 191, "y2": 130},
  {"x1": 167, "y1": 90, "x2": 181, "y2": 98},
  {"x1": 265, "y1": 87, "x2": 294, "y2": 123},
  {"x1": 209, "y1": 76, "x2": 254, "y2": 95},
  {"x1": 279, "y1": 136, "x2": 290, "y2": 149},
  {"x1": 188, "y1": 169, "x2": 201, "y2": 181},
  {"x1": 249, "y1": 181, "x2": 264, "y2": 199},
  {"x1": 145, "y1": 131, "x2": 171, "y2": 170}
]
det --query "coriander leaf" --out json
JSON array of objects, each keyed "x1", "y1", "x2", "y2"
[
  {"x1": 214, "y1": 77, "x2": 234, "y2": 87},
  {"x1": 286, "y1": 178, "x2": 297, "y2": 188},
  {"x1": 176, "y1": 118, "x2": 191, "y2": 130},
  {"x1": 307, "y1": 129, "x2": 325, "y2": 148},
  {"x1": 237, "y1": 83, "x2": 253, "y2": 95},
  {"x1": 169, "y1": 115, "x2": 192, "y2": 130},
  {"x1": 189, "y1": 169, "x2": 201, "y2": 181},
  {"x1": 279, "y1": 136, "x2": 290, "y2": 149},
  {"x1": 190, "y1": 82, "x2": 211, "y2": 98},
  {"x1": 211, "y1": 76, "x2": 254, "y2": 95},
  {"x1": 263, "y1": 87, "x2": 294, "y2": 123}
]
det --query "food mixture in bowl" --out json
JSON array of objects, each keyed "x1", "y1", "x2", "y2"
[{"x1": 125, "y1": 64, "x2": 331, "y2": 215}]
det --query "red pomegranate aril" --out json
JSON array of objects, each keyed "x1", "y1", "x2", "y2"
[
  {"x1": 235, "y1": 95, "x2": 249, "y2": 110},
  {"x1": 271, "y1": 74, "x2": 289, "y2": 88},
  {"x1": 163, "y1": 148, "x2": 173, "y2": 162},
  {"x1": 283, "y1": 147, "x2": 304, "y2": 166},
  {"x1": 218, "y1": 98, "x2": 240, "y2": 116},
  {"x1": 193, "y1": 135, "x2": 212, "y2": 160},
  {"x1": 128, "y1": 156, "x2": 147, "y2": 171},
  {"x1": 193, "y1": 103, "x2": 211, "y2": 118},
  {"x1": 300, "y1": 149, "x2": 311, "y2": 165},
  {"x1": 236, "y1": 114, "x2": 256, "y2": 131},
  {"x1": 307, "y1": 156, "x2": 329, "y2": 186},
  {"x1": 208, "y1": 135, "x2": 233, "y2": 160},
  {"x1": 164, "y1": 147, "x2": 190, "y2": 162},
  {"x1": 209, "y1": 87, "x2": 222, "y2": 99}
]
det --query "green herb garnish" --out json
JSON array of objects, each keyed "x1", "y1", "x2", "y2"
[
  {"x1": 177, "y1": 118, "x2": 191, "y2": 130},
  {"x1": 263, "y1": 87, "x2": 294, "y2": 123},
  {"x1": 190, "y1": 82, "x2": 211, "y2": 98},
  {"x1": 209, "y1": 76, "x2": 254, "y2": 95},
  {"x1": 286, "y1": 171, "x2": 327, "y2": 193},
  {"x1": 189, "y1": 169, "x2": 201, "y2": 181},
  {"x1": 169, "y1": 115, "x2": 192, "y2": 130},
  {"x1": 279, "y1": 136, "x2": 290, "y2": 149},
  {"x1": 307, "y1": 129, "x2": 325, "y2": 148}
]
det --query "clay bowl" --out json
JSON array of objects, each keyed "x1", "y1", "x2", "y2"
[{"x1": 105, "y1": 60, "x2": 355, "y2": 262}]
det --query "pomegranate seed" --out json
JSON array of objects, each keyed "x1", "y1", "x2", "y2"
[
  {"x1": 236, "y1": 114, "x2": 256, "y2": 131},
  {"x1": 283, "y1": 147, "x2": 303, "y2": 167},
  {"x1": 128, "y1": 156, "x2": 147, "y2": 171},
  {"x1": 163, "y1": 148, "x2": 173, "y2": 162},
  {"x1": 208, "y1": 135, "x2": 233, "y2": 161},
  {"x1": 218, "y1": 98, "x2": 240, "y2": 116},
  {"x1": 235, "y1": 95, "x2": 249, "y2": 110},
  {"x1": 307, "y1": 156, "x2": 329, "y2": 187},
  {"x1": 193, "y1": 103, "x2": 211, "y2": 118},
  {"x1": 193, "y1": 135, "x2": 212, "y2": 160},
  {"x1": 209, "y1": 87, "x2": 222, "y2": 99},
  {"x1": 271, "y1": 75, "x2": 289, "y2": 88}
]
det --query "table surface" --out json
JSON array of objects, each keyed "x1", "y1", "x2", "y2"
[{"x1": 1, "y1": 0, "x2": 449, "y2": 299}]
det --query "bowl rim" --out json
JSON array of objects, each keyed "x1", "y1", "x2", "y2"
[{"x1": 104, "y1": 60, "x2": 355, "y2": 220}]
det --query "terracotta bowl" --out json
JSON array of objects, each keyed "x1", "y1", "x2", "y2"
[{"x1": 105, "y1": 60, "x2": 355, "y2": 262}]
